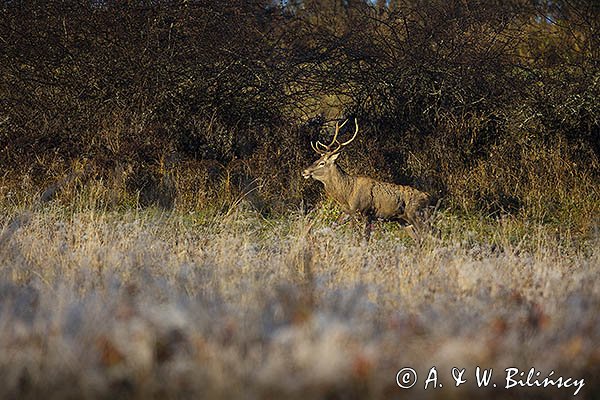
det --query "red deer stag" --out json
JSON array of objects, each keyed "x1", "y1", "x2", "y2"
[{"x1": 302, "y1": 119, "x2": 430, "y2": 239}]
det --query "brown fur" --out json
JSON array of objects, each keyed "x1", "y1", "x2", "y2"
[{"x1": 303, "y1": 152, "x2": 430, "y2": 228}]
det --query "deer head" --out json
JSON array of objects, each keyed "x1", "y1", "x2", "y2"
[{"x1": 302, "y1": 119, "x2": 358, "y2": 182}]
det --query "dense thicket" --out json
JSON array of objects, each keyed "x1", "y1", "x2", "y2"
[{"x1": 1, "y1": 1, "x2": 598, "y2": 226}]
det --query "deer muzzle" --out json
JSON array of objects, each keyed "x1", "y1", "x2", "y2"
[{"x1": 302, "y1": 169, "x2": 312, "y2": 179}]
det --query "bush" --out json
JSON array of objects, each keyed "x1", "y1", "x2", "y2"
[{"x1": 1, "y1": 0, "x2": 598, "y2": 228}]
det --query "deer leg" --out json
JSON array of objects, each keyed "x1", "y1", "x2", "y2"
[
  {"x1": 404, "y1": 212, "x2": 425, "y2": 243},
  {"x1": 404, "y1": 224, "x2": 418, "y2": 241}
]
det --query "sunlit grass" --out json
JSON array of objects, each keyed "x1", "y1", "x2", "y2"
[{"x1": 0, "y1": 205, "x2": 598, "y2": 399}]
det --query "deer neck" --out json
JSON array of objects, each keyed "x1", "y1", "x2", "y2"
[{"x1": 324, "y1": 165, "x2": 355, "y2": 203}]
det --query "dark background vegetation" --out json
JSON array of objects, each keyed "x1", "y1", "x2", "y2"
[{"x1": 1, "y1": 0, "x2": 599, "y2": 228}]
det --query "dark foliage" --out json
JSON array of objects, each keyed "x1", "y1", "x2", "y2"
[{"x1": 1, "y1": 0, "x2": 598, "y2": 222}]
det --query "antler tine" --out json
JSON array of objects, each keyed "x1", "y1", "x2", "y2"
[
  {"x1": 315, "y1": 141, "x2": 330, "y2": 152},
  {"x1": 331, "y1": 141, "x2": 341, "y2": 154},
  {"x1": 339, "y1": 118, "x2": 359, "y2": 146},
  {"x1": 331, "y1": 119, "x2": 349, "y2": 147},
  {"x1": 311, "y1": 141, "x2": 326, "y2": 155},
  {"x1": 322, "y1": 119, "x2": 347, "y2": 149},
  {"x1": 328, "y1": 121, "x2": 340, "y2": 148},
  {"x1": 338, "y1": 119, "x2": 349, "y2": 129}
]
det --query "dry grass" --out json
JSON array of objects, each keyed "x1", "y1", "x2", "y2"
[{"x1": 0, "y1": 205, "x2": 599, "y2": 399}]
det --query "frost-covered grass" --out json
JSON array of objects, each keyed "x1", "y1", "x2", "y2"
[{"x1": 0, "y1": 207, "x2": 599, "y2": 399}]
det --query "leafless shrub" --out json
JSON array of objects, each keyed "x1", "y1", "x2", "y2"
[{"x1": 0, "y1": 0, "x2": 598, "y2": 225}]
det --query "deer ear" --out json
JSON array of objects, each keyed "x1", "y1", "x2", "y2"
[{"x1": 329, "y1": 153, "x2": 340, "y2": 162}]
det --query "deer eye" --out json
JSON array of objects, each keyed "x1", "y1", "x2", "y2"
[{"x1": 318, "y1": 161, "x2": 325, "y2": 167}]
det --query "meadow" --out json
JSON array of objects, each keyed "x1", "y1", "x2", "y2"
[
  {"x1": 1, "y1": 203, "x2": 598, "y2": 399},
  {"x1": 2, "y1": 1, "x2": 599, "y2": 398}
]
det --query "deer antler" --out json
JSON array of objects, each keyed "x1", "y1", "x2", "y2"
[
  {"x1": 310, "y1": 119, "x2": 358, "y2": 155},
  {"x1": 313, "y1": 119, "x2": 348, "y2": 153},
  {"x1": 311, "y1": 141, "x2": 326, "y2": 155},
  {"x1": 328, "y1": 119, "x2": 348, "y2": 148},
  {"x1": 339, "y1": 118, "x2": 358, "y2": 146}
]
